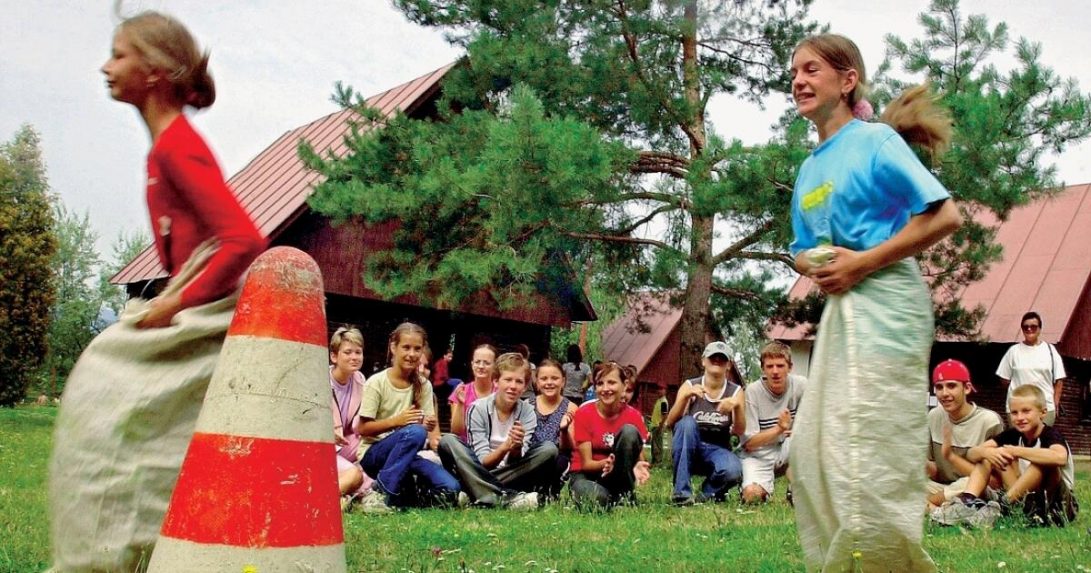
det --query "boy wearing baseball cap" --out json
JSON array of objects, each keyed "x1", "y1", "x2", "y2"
[
  {"x1": 664, "y1": 341, "x2": 746, "y2": 505},
  {"x1": 925, "y1": 359, "x2": 1004, "y2": 509}
]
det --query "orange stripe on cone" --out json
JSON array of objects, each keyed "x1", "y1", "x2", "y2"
[
  {"x1": 148, "y1": 247, "x2": 345, "y2": 572},
  {"x1": 227, "y1": 246, "x2": 327, "y2": 347},
  {"x1": 160, "y1": 433, "x2": 341, "y2": 547}
]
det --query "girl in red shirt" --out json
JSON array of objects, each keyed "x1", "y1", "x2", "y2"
[
  {"x1": 50, "y1": 11, "x2": 264, "y2": 572},
  {"x1": 570, "y1": 362, "x2": 651, "y2": 510}
]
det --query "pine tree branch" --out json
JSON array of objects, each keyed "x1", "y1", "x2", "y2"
[
  {"x1": 710, "y1": 283, "x2": 760, "y2": 300},
  {"x1": 735, "y1": 250, "x2": 796, "y2": 267},
  {"x1": 632, "y1": 150, "x2": 691, "y2": 179},
  {"x1": 612, "y1": 203, "x2": 679, "y2": 236},
  {"x1": 563, "y1": 230, "x2": 679, "y2": 254},
  {"x1": 573, "y1": 191, "x2": 683, "y2": 208},
  {"x1": 711, "y1": 218, "x2": 777, "y2": 265},
  {"x1": 612, "y1": 0, "x2": 704, "y2": 153}
]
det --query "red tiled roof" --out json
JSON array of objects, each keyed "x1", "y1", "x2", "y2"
[
  {"x1": 112, "y1": 63, "x2": 455, "y2": 284},
  {"x1": 601, "y1": 293, "x2": 683, "y2": 373},
  {"x1": 768, "y1": 183, "x2": 1091, "y2": 356}
]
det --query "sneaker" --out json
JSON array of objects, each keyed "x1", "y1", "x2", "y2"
[
  {"x1": 671, "y1": 494, "x2": 695, "y2": 507},
  {"x1": 931, "y1": 498, "x2": 979, "y2": 526},
  {"x1": 967, "y1": 501, "x2": 1002, "y2": 529},
  {"x1": 358, "y1": 489, "x2": 393, "y2": 514},
  {"x1": 457, "y1": 491, "x2": 470, "y2": 508},
  {"x1": 505, "y1": 491, "x2": 539, "y2": 511}
]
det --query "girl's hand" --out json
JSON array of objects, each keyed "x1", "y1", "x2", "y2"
[
  {"x1": 397, "y1": 408, "x2": 424, "y2": 427},
  {"x1": 454, "y1": 385, "x2": 467, "y2": 403},
  {"x1": 716, "y1": 394, "x2": 740, "y2": 415},
  {"x1": 423, "y1": 414, "x2": 438, "y2": 432},
  {"x1": 137, "y1": 292, "x2": 183, "y2": 328},
  {"x1": 333, "y1": 432, "x2": 348, "y2": 447},
  {"x1": 601, "y1": 454, "x2": 615, "y2": 477},
  {"x1": 633, "y1": 460, "x2": 651, "y2": 486},
  {"x1": 810, "y1": 246, "x2": 873, "y2": 295},
  {"x1": 559, "y1": 411, "x2": 573, "y2": 431}
]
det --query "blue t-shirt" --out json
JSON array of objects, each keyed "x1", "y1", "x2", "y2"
[{"x1": 789, "y1": 119, "x2": 950, "y2": 257}]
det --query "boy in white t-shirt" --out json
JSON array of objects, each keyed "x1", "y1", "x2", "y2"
[
  {"x1": 740, "y1": 342, "x2": 805, "y2": 504},
  {"x1": 934, "y1": 385, "x2": 1078, "y2": 528},
  {"x1": 996, "y1": 311, "x2": 1066, "y2": 425},
  {"x1": 925, "y1": 359, "x2": 1003, "y2": 509}
]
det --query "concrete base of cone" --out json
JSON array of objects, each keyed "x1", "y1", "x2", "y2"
[{"x1": 148, "y1": 537, "x2": 345, "y2": 572}]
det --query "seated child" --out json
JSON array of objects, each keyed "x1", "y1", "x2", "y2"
[
  {"x1": 740, "y1": 342, "x2": 806, "y2": 504},
  {"x1": 358, "y1": 323, "x2": 460, "y2": 512},
  {"x1": 328, "y1": 327, "x2": 374, "y2": 509},
  {"x1": 665, "y1": 341, "x2": 745, "y2": 505},
  {"x1": 925, "y1": 359, "x2": 1003, "y2": 509},
  {"x1": 569, "y1": 362, "x2": 650, "y2": 510},
  {"x1": 935, "y1": 385, "x2": 1078, "y2": 527},
  {"x1": 438, "y1": 353, "x2": 557, "y2": 509},
  {"x1": 528, "y1": 358, "x2": 578, "y2": 498}
]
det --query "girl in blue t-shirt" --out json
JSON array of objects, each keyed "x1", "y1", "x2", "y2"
[{"x1": 787, "y1": 34, "x2": 962, "y2": 573}]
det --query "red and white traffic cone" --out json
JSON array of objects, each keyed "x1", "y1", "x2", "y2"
[{"x1": 147, "y1": 247, "x2": 345, "y2": 572}]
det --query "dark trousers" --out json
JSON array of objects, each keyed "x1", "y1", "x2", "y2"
[
  {"x1": 569, "y1": 424, "x2": 643, "y2": 510},
  {"x1": 438, "y1": 434, "x2": 558, "y2": 507}
]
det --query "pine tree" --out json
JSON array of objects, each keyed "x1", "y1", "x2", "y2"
[{"x1": 307, "y1": 0, "x2": 1090, "y2": 378}]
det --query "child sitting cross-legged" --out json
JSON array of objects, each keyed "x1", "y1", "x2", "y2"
[
  {"x1": 932, "y1": 385, "x2": 1078, "y2": 528},
  {"x1": 438, "y1": 353, "x2": 558, "y2": 509}
]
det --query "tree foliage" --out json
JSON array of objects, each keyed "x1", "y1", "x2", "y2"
[
  {"x1": 42, "y1": 205, "x2": 103, "y2": 389},
  {"x1": 308, "y1": 0, "x2": 1089, "y2": 378},
  {"x1": 0, "y1": 125, "x2": 57, "y2": 407},
  {"x1": 98, "y1": 229, "x2": 150, "y2": 317}
]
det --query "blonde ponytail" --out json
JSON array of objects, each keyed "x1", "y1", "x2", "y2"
[{"x1": 880, "y1": 84, "x2": 953, "y2": 161}]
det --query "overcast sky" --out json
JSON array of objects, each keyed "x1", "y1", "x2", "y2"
[{"x1": 3, "y1": 1, "x2": 1090, "y2": 257}]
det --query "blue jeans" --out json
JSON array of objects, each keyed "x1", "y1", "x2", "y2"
[
  {"x1": 671, "y1": 415, "x2": 742, "y2": 500},
  {"x1": 361, "y1": 425, "x2": 460, "y2": 506}
]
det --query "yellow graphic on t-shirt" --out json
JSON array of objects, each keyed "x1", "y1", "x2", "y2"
[{"x1": 802, "y1": 181, "x2": 834, "y2": 211}]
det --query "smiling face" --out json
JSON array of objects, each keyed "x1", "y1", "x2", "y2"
[
  {"x1": 933, "y1": 380, "x2": 969, "y2": 416},
  {"x1": 536, "y1": 364, "x2": 564, "y2": 399},
  {"x1": 790, "y1": 45, "x2": 856, "y2": 124},
  {"x1": 389, "y1": 332, "x2": 424, "y2": 376},
  {"x1": 1008, "y1": 395, "x2": 1045, "y2": 436},
  {"x1": 471, "y1": 347, "x2": 496, "y2": 382},
  {"x1": 595, "y1": 368, "x2": 626, "y2": 408},
  {"x1": 330, "y1": 341, "x2": 363, "y2": 377},
  {"x1": 101, "y1": 29, "x2": 153, "y2": 106}
]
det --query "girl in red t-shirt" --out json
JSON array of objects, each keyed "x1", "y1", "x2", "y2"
[
  {"x1": 570, "y1": 362, "x2": 651, "y2": 509},
  {"x1": 49, "y1": 11, "x2": 264, "y2": 572}
]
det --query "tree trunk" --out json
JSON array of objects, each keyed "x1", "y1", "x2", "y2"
[{"x1": 677, "y1": 0, "x2": 711, "y2": 381}]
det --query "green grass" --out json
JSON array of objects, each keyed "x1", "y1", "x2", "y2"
[{"x1": 3, "y1": 406, "x2": 1089, "y2": 572}]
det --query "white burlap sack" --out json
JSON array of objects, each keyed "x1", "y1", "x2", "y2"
[
  {"x1": 791, "y1": 259, "x2": 937, "y2": 573},
  {"x1": 49, "y1": 243, "x2": 237, "y2": 572}
]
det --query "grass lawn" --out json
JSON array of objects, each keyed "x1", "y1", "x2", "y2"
[{"x1": 2, "y1": 406, "x2": 1088, "y2": 572}]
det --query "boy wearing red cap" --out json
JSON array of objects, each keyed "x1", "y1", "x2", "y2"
[{"x1": 925, "y1": 359, "x2": 1003, "y2": 509}]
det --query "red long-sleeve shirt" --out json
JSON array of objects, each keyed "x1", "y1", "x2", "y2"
[{"x1": 146, "y1": 115, "x2": 266, "y2": 307}]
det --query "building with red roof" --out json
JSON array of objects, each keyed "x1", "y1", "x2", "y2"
[{"x1": 113, "y1": 63, "x2": 595, "y2": 383}]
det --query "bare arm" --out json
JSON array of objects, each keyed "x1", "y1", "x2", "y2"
[
  {"x1": 665, "y1": 383, "x2": 699, "y2": 429},
  {"x1": 809, "y1": 199, "x2": 962, "y2": 294},
  {"x1": 743, "y1": 410, "x2": 791, "y2": 452},
  {"x1": 359, "y1": 407, "x2": 420, "y2": 437},
  {"x1": 577, "y1": 441, "x2": 610, "y2": 474},
  {"x1": 1003, "y1": 443, "x2": 1068, "y2": 467}
]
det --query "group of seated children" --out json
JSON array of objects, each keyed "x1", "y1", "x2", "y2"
[
  {"x1": 329, "y1": 324, "x2": 1077, "y2": 526},
  {"x1": 927, "y1": 359, "x2": 1078, "y2": 527}
]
